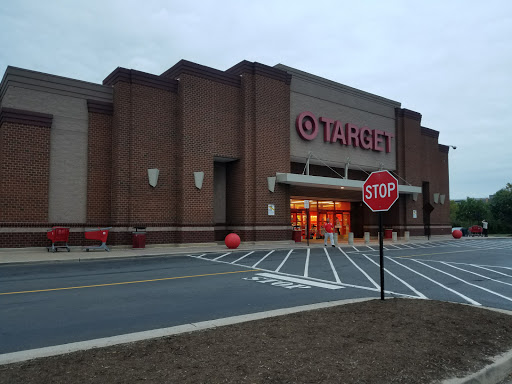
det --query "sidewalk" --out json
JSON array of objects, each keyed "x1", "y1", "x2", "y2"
[{"x1": 0, "y1": 235, "x2": 456, "y2": 265}]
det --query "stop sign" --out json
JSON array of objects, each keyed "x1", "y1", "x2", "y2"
[{"x1": 363, "y1": 170, "x2": 399, "y2": 212}]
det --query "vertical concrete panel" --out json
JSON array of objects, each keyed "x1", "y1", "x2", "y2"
[{"x1": 214, "y1": 162, "x2": 226, "y2": 224}]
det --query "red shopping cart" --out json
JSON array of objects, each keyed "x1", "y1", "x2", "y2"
[
  {"x1": 46, "y1": 227, "x2": 70, "y2": 253},
  {"x1": 83, "y1": 227, "x2": 112, "y2": 252}
]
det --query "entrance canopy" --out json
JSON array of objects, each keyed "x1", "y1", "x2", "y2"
[{"x1": 275, "y1": 173, "x2": 422, "y2": 195}]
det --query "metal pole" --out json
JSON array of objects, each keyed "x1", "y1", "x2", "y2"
[
  {"x1": 306, "y1": 208, "x2": 310, "y2": 247},
  {"x1": 379, "y1": 212, "x2": 384, "y2": 300}
]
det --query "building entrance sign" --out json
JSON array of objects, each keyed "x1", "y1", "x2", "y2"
[{"x1": 296, "y1": 111, "x2": 394, "y2": 153}]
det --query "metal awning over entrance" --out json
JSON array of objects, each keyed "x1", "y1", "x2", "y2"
[{"x1": 275, "y1": 173, "x2": 422, "y2": 195}]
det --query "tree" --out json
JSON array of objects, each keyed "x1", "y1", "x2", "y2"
[
  {"x1": 450, "y1": 200, "x2": 460, "y2": 226},
  {"x1": 489, "y1": 183, "x2": 512, "y2": 233},
  {"x1": 455, "y1": 198, "x2": 489, "y2": 228}
]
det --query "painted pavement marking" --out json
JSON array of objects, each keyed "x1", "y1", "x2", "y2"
[
  {"x1": 337, "y1": 247, "x2": 380, "y2": 290},
  {"x1": 304, "y1": 248, "x2": 311, "y2": 277},
  {"x1": 413, "y1": 259, "x2": 512, "y2": 303},
  {"x1": 231, "y1": 251, "x2": 254, "y2": 264},
  {"x1": 213, "y1": 252, "x2": 231, "y2": 261},
  {"x1": 323, "y1": 248, "x2": 342, "y2": 284},
  {"x1": 362, "y1": 254, "x2": 426, "y2": 299},
  {"x1": 252, "y1": 250, "x2": 275, "y2": 268},
  {"x1": 275, "y1": 249, "x2": 293, "y2": 273},
  {"x1": 386, "y1": 257, "x2": 481, "y2": 306},
  {"x1": 440, "y1": 262, "x2": 512, "y2": 288},
  {"x1": 0, "y1": 269, "x2": 259, "y2": 296},
  {"x1": 255, "y1": 272, "x2": 343, "y2": 290}
]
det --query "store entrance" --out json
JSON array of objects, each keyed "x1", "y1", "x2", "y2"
[{"x1": 290, "y1": 199, "x2": 351, "y2": 241}]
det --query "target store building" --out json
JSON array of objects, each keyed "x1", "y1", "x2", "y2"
[{"x1": 0, "y1": 60, "x2": 451, "y2": 247}]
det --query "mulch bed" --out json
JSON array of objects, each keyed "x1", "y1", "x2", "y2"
[{"x1": 2, "y1": 299, "x2": 512, "y2": 383}]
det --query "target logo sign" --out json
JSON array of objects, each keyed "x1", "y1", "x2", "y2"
[
  {"x1": 363, "y1": 171, "x2": 399, "y2": 212},
  {"x1": 296, "y1": 111, "x2": 319, "y2": 140}
]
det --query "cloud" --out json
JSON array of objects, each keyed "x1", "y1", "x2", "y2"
[{"x1": 1, "y1": 0, "x2": 511, "y2": 199}]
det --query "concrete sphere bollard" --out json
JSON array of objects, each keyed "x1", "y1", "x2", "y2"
[
  {"x1": 452, "y1": 229, "x2": 462, "y2": 239},
  {"x1": 225, "y1": 233, "x2": 241, "y2": 249}
]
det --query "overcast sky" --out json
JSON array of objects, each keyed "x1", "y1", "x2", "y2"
[{"x1": 1, "y1": 0, "x2": 510, "y2": 200}]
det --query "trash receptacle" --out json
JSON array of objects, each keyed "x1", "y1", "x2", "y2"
[
  {"x1": 132, "y1": 227, "x2": 146, "y2": 248},
  {"x1": 384, "y1": 229, "x2": 393, "y2": 239},
  {"x1": 292, "y1": 226, "x2": 302, "y2": 243}
]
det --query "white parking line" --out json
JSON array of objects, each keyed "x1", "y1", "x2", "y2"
[
  {"x1": 387, "y1": 257, "x2": 480, "y2": 305},
  {"x1": 252, "y1": 250, "x2": 275, "y2": 268},
  {"x1": 231, "y1": 251, "x2": 254, "y2": 264},
  {"x1": 413, "y1": 260, "x2": 512, "y2": 303},
  {"x1": 338, "y1": 247, "x2": 380, "y2": 290},
  {"x1": 362, "y1": 255, "x2": 426, "y2": 299},
  {"x1": 323, "y1": 248, "x2": 342, "y2": 284},
  {"x1": 470, "y1": 264, "x2": 512, "y2": 278},
  {"x1": 213, "y1": 252, "x2": 231, "y2": 260},
  {"x1": 440, "y1": 262, "x2": 512, "y2": 288},
  {"x1": 275, "y1": 249, "x2": 293, "y2": 273},
  {"x1": 304, "y1": 248, "x2": 310, "y2": 277}
]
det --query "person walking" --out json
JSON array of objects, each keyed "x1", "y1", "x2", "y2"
[
  {"x1": 324, "y1": 218, "x2": 335, "y2": 247},
  {"x1": 482, "y1": 219, "x2": 489, "y2": 237}
]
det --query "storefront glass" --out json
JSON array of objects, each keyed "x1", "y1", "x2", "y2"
[{"x1": 290, "y1": 199, "x2": 351, "y2": 240}]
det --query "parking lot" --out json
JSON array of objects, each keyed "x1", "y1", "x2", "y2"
[
  {"x1": 191, "y1": 238, "x2": 512, "y2": 310},
  {"x1": 1, "y1": 237, "x2": 511, "y2": 354}
]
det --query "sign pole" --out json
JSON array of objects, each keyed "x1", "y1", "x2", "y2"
[
  {"x1": 362, "y1": 170, "x2": 398, "y2": 302},
  {"x1": 379, "y1": 211, "x2": 384, "y2": 300},
  {"x1": 306, "y1": 208, "x2": 310, "y2": 247}
]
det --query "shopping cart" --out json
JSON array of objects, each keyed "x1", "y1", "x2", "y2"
[
  {"x1": 83, "y1": 227, "x2": 112, "y2": 252},
  {"x1": 46, "y1": 227, "x2": 70, "y2": 253}
]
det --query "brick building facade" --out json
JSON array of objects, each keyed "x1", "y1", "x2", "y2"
[{"x1": 0, "y1": 60, "x2": 451, "y2": 248}]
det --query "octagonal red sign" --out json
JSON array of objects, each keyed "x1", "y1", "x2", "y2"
[{"x1": 362, "y1": 170, "x2": 399, "y2": 212}]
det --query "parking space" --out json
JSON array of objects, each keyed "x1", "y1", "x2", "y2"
[{"x1": 190, "y1": 238, "x2": 512, "y2": 310}]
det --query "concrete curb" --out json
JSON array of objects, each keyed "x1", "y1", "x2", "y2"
[
  {"x1": 0, "y1": 297, "x2": 373, "y2": 366},
  {"x1": 442, "y1": 349, "x2": 512, "y2": 384},
  {"x1": 441, "y1": 304, "x2": 512, "y2": 384},
  {"x1": 2, "y1": 298, "x2": 512, "y2": 383}
]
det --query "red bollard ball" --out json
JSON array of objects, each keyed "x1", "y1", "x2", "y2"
[
  {"x1": 452, "y1": 229, "x2": 462, "y2": 239},
  {"x1": 225, "y1": 233, "x2": 241, "y2": 249}
]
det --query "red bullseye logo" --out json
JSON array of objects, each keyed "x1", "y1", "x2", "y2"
[{"x1": 296, "y1": 111, "x2": 319, "y2": 140}]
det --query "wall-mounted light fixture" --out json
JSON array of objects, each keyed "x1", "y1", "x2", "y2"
[
  {"x1": 267, "y1": 177, "x2": 276, "y2": 193},
  {"x1": 148, "y1": 169, "x2": 159, "y2": 187},
  {"x1": 412, "y1": 193, "x2": 418, "y2": 201},
  {"x1": 440, "y1": 194, "x2": 446, "y2": 205},
  {"x1": 194, "y1": 171, "x2": 204, "y2": 190},
  {"x1": 433, "y1": 193, "x2": 440, "y2": 204}
]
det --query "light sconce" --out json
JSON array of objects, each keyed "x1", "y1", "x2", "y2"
[
  {"x1": 440, "y1": 194, "x2": 446, "y2": 205},
  {"x1": 412, "y1": 193, "x2": 418, "y2": 201},
  {"x1": 148, "y1": 169, "x2": 159, "y2": 187},
  {"x1": 194, "y1": 171, "x2": 204, "y2": 190},
  {"x1": 433, "y1": 193, "x2": 440, "y2": 204},
  {"x1": 267, "y1": 177, "x2": 276, "y2": 193}
]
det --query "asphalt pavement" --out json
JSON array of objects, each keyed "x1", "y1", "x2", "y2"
[{"x1": 2, "y1": 235, "x2": 512, "y2": 384}]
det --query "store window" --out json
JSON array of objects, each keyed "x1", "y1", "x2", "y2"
[{"x1": 290, "y1": 199, "x2": 351, "y2": 239}]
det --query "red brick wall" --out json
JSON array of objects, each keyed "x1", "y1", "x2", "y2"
[
  {"x1": 393, "y1": 109, "x2": 451, "y2": 236},
  {"x1": 0, "y1": 122, "x2": 50, "y2": 223},
  {"x1": 224, "y1": 73, "x2": 291, "y2": 241},
  {"x1": 129, "y1": 84, "x2": 177, "y2": 224},
  {"x1": 177, "y1": 73, "x2": 241, "y2": 232},
  {"x1": 87, "y1": 112, "x2": 112, "y2": 224},
  {"x1": 111, "y1": 81, "x2": 132, "y2": 226}
]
